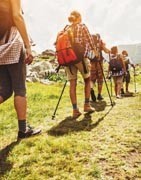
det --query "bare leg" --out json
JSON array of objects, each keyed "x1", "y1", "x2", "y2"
[
  {"x1": 0, "y1": 96, "x2": 4, "y2": 104},
  {"x1": 69, "y1": 79, "x2": 77, "y2": 105},
  {"x1": 98, "y1": 83, "x2": 103, "y2": 94},
  {"x1": 14, "y1": 96, "x2": 27, "y2": 120},
  {"x1": 115, "y1": 84, "x2": 117, "y2": 96},
  {"x1": 113, "y1": 78, "x2": 117, "y2": 96},
  {"x1": 69, "y1": 79, "x2": 82, "y2": 118},
  {"x1": 117, "y1": 83, "x2": 121, "y2": 96},
  {"x1": 116, "y1": 77, "x2": 123, "y2": 97},
  {"x1": 126, "y1": 82, "x2": 129, "y2": 92},
  {"x1": 0, "y1": 95, "x2": 26, "y2": 119},
  {"x1": 84, "y1": 77, "x2": 91, "y2": 100},
  {"x1": 90, "y1": 80, "x2": 94, "y2": 89},
  {"x1": 84, "y1": 77, "x2": 95, "y2": 112}
]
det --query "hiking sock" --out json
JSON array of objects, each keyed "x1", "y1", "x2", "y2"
[
  {"x1": 97, "y1": 94, "x2": 103, "y2": 100},
  {"x1": 121, "y1": 88, "x2": 125, "y2": 94},
  {"x1": 72, "y1": 104, "x2": 77, "y2": 110},
  {"x1": 90, "y1": 88, "x2": 96, "y2": 102},
  {"x1": 85, "y1": 98, "x2": 89, "y2": 104},
  {"x1": 18, "y1": 120, "x2": 26, "y2": 132}
]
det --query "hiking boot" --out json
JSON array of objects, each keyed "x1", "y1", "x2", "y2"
[
  {"x1": 18, "y1": 125, "x2": 41, "y2": 139},
  {"x1": 73, "y1": 109, "x2": 82, "y2": 118},
  {"x1": 116, "y1": 95, "x2": 122, "y2": 99},
  {"x1": 84, "y1": 103, "x2": 95, "y2": 113},
  {"x1": 91, "y1": 89, "x2": 96, "y2": 102},
  {"x1": 97, "y1": 94, "x2": 103, "y2": 101}
]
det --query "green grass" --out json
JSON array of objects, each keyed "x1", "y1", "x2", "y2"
[{"x1": 0, "y1": 71, "x2": 141, "y2": 179}]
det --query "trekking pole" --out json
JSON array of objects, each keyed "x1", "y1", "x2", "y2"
[
  {"x1": 52, "y1": 80, "x2": 67, "y2": 120},
  {"x1": 98, "y1": 60, "x2": 115, "y2": 106},
  {"x1": 134, "y1": 68, "x2": 137, "y2": 93},
  {"x1": 104, "y1": 57, "x2": 113, "y2": 96},
  {"x1": 110, "y1": 77, "x2": 113, "y2": 97}
]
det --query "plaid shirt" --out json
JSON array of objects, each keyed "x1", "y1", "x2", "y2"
[
  {"x1": 71, "y1": 23, "x2": 95, "y2": 57},
  {"x1": 93, "y1": 39, "x2": 105, "y2": 61},
  {"x1": 0, "y1": 27, "x2": 23, "y2": 65}
]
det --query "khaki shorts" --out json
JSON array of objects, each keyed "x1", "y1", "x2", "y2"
[{"x1": 65, "y1": 58, "x2": 90, "y2": 80}]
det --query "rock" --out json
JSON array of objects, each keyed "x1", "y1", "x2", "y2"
[
  {"x1": 42, "y1": 49, "x2": 55, "y2": 56},
  {"x1": 31, "y1": 61, "x2": 53, "y2": 73}
]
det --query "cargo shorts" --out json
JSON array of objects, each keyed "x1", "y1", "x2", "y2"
[
  {"x1": 65, "y1": 58, "x2": 91, "y2": 80},
  {"x1": 0, "y1": 50, "x2": 26, "y2": 101},
  {"x1": 90, "y1": 61, "x2": 103, "y2": 84}
]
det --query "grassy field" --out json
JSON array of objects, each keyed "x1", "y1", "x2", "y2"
[{"x1": 0, "y1": 71, "x2": 141, "y2": 180}]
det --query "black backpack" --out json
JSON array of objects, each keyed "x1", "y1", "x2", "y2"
[
  {"x1": 109, "y1": 55, "x2": 123, "y2": 72},
  {"x1": 0, "y1": 0, "x2": 13, "y2": 40}
]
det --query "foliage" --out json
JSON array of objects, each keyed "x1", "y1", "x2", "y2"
[{"x1": 46, "y1": 73, "x2": 66, "y2": 82}]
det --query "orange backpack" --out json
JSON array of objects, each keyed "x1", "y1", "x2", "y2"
[{"x1": 55, "y1": 25, "x2": 81, "y2": 66}]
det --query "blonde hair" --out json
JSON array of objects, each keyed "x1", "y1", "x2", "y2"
[{"x1": 68, "y1": 10, "x2": 81, "y2": 23}]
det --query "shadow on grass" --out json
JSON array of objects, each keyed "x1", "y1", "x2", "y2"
[
  {"x1": 0, "y1": 140, "x2": 20, "y2": 176},
  {"x1": 48, "y1": 106, "x2": 113, "y2": 136},
  {"x1": 122, "y1": 92, "x2": 136, "y2": 98},
  {"x1": 90, "y1": 100, "x2": 107, "y2": 112}
]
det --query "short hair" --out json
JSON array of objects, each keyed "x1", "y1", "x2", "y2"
[
  {"x1": 68, "y1": 10, "x2": 81, "y2": 23},
  {"x1": 111, "y1": 46, "x2": 118, "y2": 54},
  {"x1": 122, "y1": 50, "x2": 128, "y2": 56},
  {"x1": 96, "y1": 33, "x2": 101, "y2": 39},
  {"x1": 92, "y1": 34, "x2": 97, "y2": 40}
]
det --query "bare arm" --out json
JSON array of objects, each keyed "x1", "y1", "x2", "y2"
[
  {"x1": 100, "y1": 40, "x2": 110, "y2": 54},
  {"x1": 102, "y1": 45, "x2": 110, "y2": 54},
  {"x1": 129, "y1": 57, "x2": 135, "y2": 69},
  {"x1": 10, "y1": 0, "x2": 33, "y2": 63}
]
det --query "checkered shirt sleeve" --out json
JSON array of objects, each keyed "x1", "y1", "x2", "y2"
[
  {"x1": 74, "y1": 23, "x2": 95, "y2": 57},
  {"x1": 0, "y1": 27, "x2": 23, "y2": 65}
]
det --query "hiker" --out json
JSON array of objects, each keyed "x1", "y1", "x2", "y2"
[
  {"x1": 64, "y1": 10, "x2": 98, "y2": 118},
  {"x1": 90, "y1": 34, "x2": 110, "y2": 102},
  {"x1": 121, "y1": 50, "x2": 135, "y2": 94},
  {"x1": 107, "y1": 46, "x2": 126, "y2": 98},
  {"x1": 0, "y1": 0, "x2": 41, "y2": 139}
]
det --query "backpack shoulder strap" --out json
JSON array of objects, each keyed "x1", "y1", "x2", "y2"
[
  {"x1": 117, "y1": 54, "x2": 120, "y2": 59},
  {"x1": 117, "y1": 54, "x2": 123, "y2": 63},
  {"x1": 64, "y1": 25, "x2": 70, "y2": 31}
]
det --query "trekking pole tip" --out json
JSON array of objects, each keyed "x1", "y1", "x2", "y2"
[
  {"x1": 52, "y1": 115, "x2": 55, "y2": 120},
  {"x1": 111, "y1": 101, "x2": 116, "y2": 106}
]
